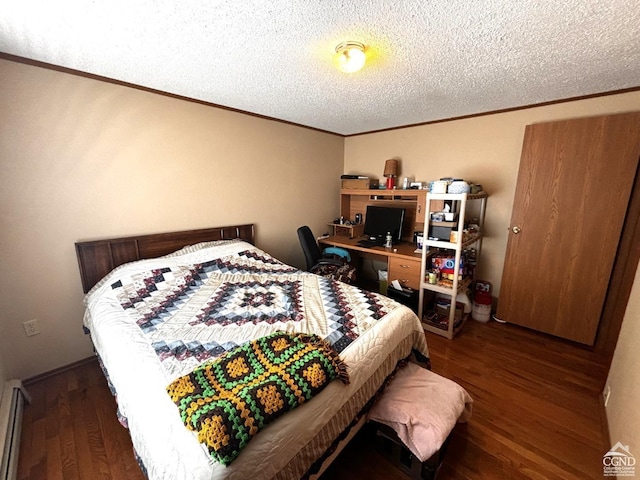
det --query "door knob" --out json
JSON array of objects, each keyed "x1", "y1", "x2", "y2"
[{"x1": 511, "y1": 226, "x2": 522, "y2": 234}]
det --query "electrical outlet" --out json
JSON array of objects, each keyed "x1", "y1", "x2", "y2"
[
  {"x1": 23, "y1": 319, "x2": 41, "y2": 337},
  {"x1": 603, "y1": 385, "x2": 611, "y2": 407}
]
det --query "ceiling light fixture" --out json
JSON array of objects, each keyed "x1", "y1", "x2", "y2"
[{"x1": 335, "y1": 41, "x2": 366, "y2": 73}]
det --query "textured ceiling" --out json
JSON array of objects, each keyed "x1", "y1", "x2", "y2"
[{"x1": 1, "y1": 1, "x2": 639, "y2": 135}]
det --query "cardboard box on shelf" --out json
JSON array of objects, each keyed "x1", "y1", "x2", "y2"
[
  {"x1": 435, "y1": 301, "x2": 464, "y2": 321},
  {"x1": 341, "y1": 178, "x2": 379, "y2": 189}
]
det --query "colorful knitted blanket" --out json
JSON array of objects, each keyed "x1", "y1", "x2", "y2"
[{"x1": 167, "y1": 331, "x2": 350, "y2": 465}]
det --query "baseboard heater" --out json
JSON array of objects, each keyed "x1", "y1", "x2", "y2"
[{"x1": 0, "y1": 381, "x2": 31, "y2": 480}]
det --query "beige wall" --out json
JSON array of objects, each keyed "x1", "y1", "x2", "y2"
[
  {"x1": 0, "y1": 349, "x2": 6, "y2": 397},
  {"x1": 344, "y1": 91, "x2": 640, "y2": 295},
  {"x1": 0, "y1": 58, "x2": 344, "y2": 379},
  {"x1": 605, "y1": 263, "x2": 640, "y2": 452}
]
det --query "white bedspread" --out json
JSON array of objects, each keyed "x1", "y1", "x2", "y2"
[{"x1": 83, "y1": 240, "x2": 429, "y2": 480}]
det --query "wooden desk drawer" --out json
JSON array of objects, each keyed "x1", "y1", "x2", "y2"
[{"x1": 388, "y1": 257, "x2": 421, "y2": 290}]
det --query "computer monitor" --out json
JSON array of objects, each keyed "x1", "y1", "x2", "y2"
[{"x1": 363, "y1": 206, "x2": 406, "y2": 243}]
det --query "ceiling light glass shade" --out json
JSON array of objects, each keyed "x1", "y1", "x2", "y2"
[{"x1": 335, "y1": 41, "x2": 366, "y2": 73}]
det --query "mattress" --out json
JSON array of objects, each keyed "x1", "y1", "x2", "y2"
[{"x1": 82, "y1": 239, "x2": 430, "y2": 480}]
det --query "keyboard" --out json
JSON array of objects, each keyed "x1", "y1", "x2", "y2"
[{"x1": 357, "y1": 239, "x2": 384, "y2": 247}]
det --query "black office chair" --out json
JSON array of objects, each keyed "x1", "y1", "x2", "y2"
[{"x1": 297, "y1": 226, "x2": 356, "y2": 284}]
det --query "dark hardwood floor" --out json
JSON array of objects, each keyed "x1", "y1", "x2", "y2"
[
  {"x1": 17, "y1": 319, "x2": 610, "y2": 480},
  {"x1": 17, "y1": 358, "x2": 145, "y2": 480}
]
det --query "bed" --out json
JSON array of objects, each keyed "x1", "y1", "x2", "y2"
[{"x1": 76, "y1": 224, "x2": 430, "y2": 480}]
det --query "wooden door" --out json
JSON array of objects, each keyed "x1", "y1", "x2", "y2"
[{"x1": 497, "y1": 112, "x2": 640, "y2": 345}]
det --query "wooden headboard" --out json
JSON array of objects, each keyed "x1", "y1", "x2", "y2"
[{"x1": 75, "y1": 224, "x2": 255, "y2": 293}]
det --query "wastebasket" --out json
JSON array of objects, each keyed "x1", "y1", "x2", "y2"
[
  {"x1": 378, "y1": 270, "x2": 388, "y2": 295},
  {"x1": 472, "y1": 280, "x2": 492, "y2": 323},
  {"x1": 387, "y1": 286, "x2": 418, "y2": 313}
]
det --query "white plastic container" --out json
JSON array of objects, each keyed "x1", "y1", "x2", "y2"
[
  {"x1": 431, "y1": 180, "x2": 448, "y2": 194},
  {"x1": 472, "y1": 291, "x2": 492, "y2": 322},
  {"x1": 472, "y1": 302, "x2": 491, "y2": 322},
  {"x1": 472, "y1": 280, "x2": 492, "y2": 322},
  {"x1": 448, "y1": 180, "x2": 470, "y2": 194}
]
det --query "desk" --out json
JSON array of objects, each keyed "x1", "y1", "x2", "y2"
[{"x1": 319, "y1": 235, "x2": 424, "y2": 290}]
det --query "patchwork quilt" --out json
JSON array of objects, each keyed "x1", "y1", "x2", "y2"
[
  {"x1": 83, "y1": 240, "x2": 430, "y2": 480},
  {"x1": 106, "y1": 244, "x2": 398, "y2": 380}
]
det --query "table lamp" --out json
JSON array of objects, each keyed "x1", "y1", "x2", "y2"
[{"x1": 383, "y1": 159, "x2": 399, "y2": 189}]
